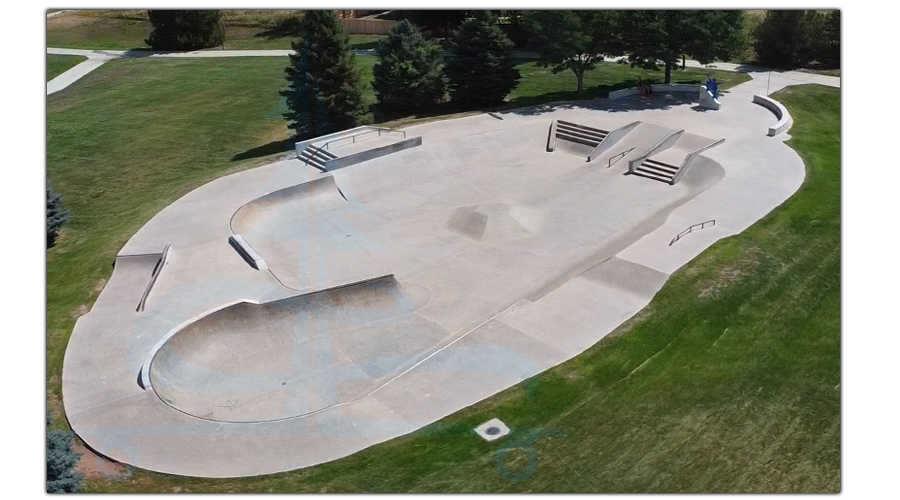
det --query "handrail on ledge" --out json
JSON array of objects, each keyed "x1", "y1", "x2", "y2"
[{"x1": 316, "y1": 127, "x2": 406, "y2": 152}]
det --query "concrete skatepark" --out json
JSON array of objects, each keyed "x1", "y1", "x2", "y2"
[{"x1": 63, "y1": 74, "x2": 816, "y2": 478}]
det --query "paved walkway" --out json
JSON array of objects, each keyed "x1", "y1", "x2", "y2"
[{"x1": 47, "y1": 46, "x2": 840, "y2": 96}]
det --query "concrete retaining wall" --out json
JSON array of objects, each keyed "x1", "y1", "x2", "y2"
[
  {"x1": 324, "y1": 136, "x2": 422, "y2": 171},
  {"x1": 752, "y1": 94, "x2": 793, "y2": 136}
]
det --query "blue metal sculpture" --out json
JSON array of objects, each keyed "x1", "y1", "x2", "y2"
[{"x1": 705, "y1": 75, "x2": 719, "y2": 99}]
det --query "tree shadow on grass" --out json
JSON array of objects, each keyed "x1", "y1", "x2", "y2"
[
  {"x1": 231, "y1": 138, "x2": 295, "y2": 162},
  {"x1": 252, "y1": 16, "x2": 304, "y2": 41},
  {"x1": 502, "y1": 91, "x2": 699, "y2": 117}
]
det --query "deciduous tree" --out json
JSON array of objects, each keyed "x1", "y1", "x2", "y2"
[
  {"x1": 622, "y1": 10, "x2": 746, "y2": 84},
  {"x1": 523, "y1": 10, "x2": 621, "y2": 94}
]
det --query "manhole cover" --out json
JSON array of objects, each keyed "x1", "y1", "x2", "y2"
[{"x1": 486, "y1": 426, "x2": 501, "y2": 435}]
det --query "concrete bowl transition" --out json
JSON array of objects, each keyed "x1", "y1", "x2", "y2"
[{"x1": 63, "y1": 80, "x2": 809, "y2": 478}]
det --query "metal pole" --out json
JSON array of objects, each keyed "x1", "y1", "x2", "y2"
[{"x1": 766, "y1": 71, "x2": 771, "y2": 96}]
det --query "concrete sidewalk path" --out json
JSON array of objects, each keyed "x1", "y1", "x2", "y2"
[{"x1": 47, "y1": 46, "x2": 840, "y2": 97}]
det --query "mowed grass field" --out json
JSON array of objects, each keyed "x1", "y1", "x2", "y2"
[
  {"x1": 47, "y1": 54, "x2": 838, "y2": 491},
  {"x1": 46, "y1": 54, "x2": 86, "y2": 81},
  {"x1": 46, "y1": 10, "x2": 382, "y2": 51}
]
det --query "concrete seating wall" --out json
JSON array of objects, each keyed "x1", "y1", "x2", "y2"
[{"x1": 752, "y1": 94, "x2": 793, "y2": 136}]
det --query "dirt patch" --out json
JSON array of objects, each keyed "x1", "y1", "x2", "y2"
[
  {"x1": 47, "y1": 12, "x2": 95, "y2": 30},
  {"x1": 73, "y1": 437, "x2": 131, "y2": 481},
  {"x1": 698, "y1": 247, "x2": 761, "y2": 299},
  {"x1": 93, "y1": 278, "x2": 107, "y2": 294},
  {"x1": 70, "y1": 304, "x2": 90, "y2": 319}
]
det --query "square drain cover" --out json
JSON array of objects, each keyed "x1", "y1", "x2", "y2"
[{"x1": 474, "y1": 418, "x2": 510, "y2": 441}]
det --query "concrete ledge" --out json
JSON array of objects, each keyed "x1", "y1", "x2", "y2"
[
  {"x1": 228, "y1": 234, "x2": 267, "y2": 271},
  {"x1": 752, "y1": 94, "x2": 793, "y2": 136},
  {"x1": 324, "y1": 136, "x2": 422, "y2": 171},
  {"x1": 294, "y1": 126, "x2": 386, "y2": 157},
  {"x1": 136, "y1": 244, "x2": 171, "y2": 312}
]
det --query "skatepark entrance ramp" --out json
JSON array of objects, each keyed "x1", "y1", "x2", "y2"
[{"x1": 146, "y1": 274, "x2": 449, "y2": 422}]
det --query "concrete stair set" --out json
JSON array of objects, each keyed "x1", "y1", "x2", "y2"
[
  {"x1": 299, "y1": 146, "x2": 337, "y2": 172},
  {"x1": 555, "y1": 119, "x2": 610, "y2": 149},
  {"x1": 632, "y1": 157, "x2": 681, "y2": 184}
]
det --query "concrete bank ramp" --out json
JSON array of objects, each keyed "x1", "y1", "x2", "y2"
[
  {"x1": 230, "y1": 175, "x2": 346, "y2": 235},
  {"x1": 148, "y1": 275, "x2": 447, "y2": 422}
]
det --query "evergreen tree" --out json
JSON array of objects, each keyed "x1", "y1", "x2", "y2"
[
  {"x1": 282, "y1": 11, "x2": 367, "y2": 139},
  {"x1": 394, "y1": 11, "x2": 468, "y2": 37},
  {"x1": 523, "y1": 10, "x2": 622, "y2": 95},
  {"x1": 47, "y1": 184, "x2": 69, "y2": 248},
  {"x1": 47, "y1": 412, "x2": 82, "y2": 493},
  {"x1": 753, "y1": 10, "x2": 818, "y2": 68},
  {"x1": 146, "y1": 10, "x2": 224, "y2": 50},
  {"x1": 815, "y1": 10, "x2": 840, "y2": 67},
  {"x1": 447, "y1": 11, "x2": 520, "y2": 107},
  {"x1": 621, "y1": 10, "x2": 746, "y2": 84},
  {"x1": 372, "y1": 20, "x2": 447, "y2": 111}
]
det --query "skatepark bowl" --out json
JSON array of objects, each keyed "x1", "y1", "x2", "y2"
[{"x1": 63, "y1": 91, "x2": 806, "y2": 477}]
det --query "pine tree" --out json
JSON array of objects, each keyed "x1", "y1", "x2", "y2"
[
  {"x1": 282, "y1": 11, "x2": 367, "y2": 139},
  {"x1": 815, "y1": 10, "x2": 840, "y2": 67},
  {"x1": 753, "y1": 10, "x2": 818, "y2": 69},
  {"x1": 47, "y1": 184, "x2": 69, "y2": 248},
  {"x1": 47, "y1": 412, "x2": 82, "y2": 493},
  {"x1": 446, "y1": 11, "x2": 520, "y2": 108},
  {"x1": 146, "y1": 10, "x2": 224, "y2": 51},
  {"x1": 372, "y1": 20, "x2": 447, "y2": 111}
]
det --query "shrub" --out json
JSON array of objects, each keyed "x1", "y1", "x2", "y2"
[
  {"x1": 47, "y1": 413, "x2": 82, "y2": 493},
  {"x1": 47, "y1": 184, "x2": 69, "y2": 248}
]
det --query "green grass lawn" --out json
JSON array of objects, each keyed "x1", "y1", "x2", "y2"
[
  {"x1": 46, "y1": 10, "x2": 382, "y2": 51},
  {"x1": 47, "y1": 55, "x2": 837, "y2": 492},
  {"x1": 507, "y1": 60, "x2": 748, "y2": 106},
  {"x1": 46, "y1": 54, "x2": 86, "y2": 81}
]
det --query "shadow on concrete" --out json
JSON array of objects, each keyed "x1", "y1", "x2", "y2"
[{"x1": 504, "y1": 92, "x2": 699, "y2": 117}]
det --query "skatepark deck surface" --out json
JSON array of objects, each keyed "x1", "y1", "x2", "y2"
[{"x1": 63, "y1": 76, "x2": 810, "y2": 477}]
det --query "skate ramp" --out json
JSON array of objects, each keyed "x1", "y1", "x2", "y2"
[
  {"x1": 148, "y1": 275, "x2": 448, "y2": 422},
  {"x1": 230, "y1": 175, "x2": 346, "y2": 235},
  {"x1": 648, "y1": 132, "x2": 719, "y2": 167}
]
